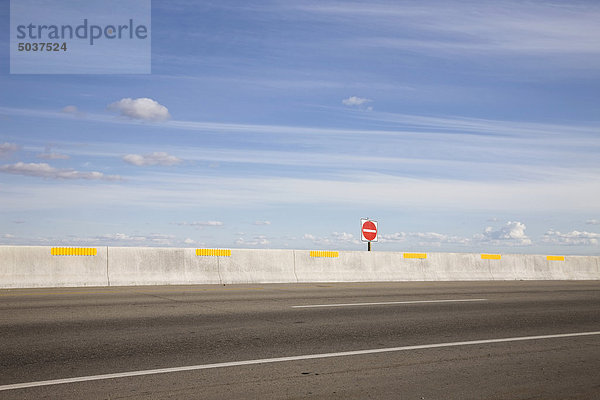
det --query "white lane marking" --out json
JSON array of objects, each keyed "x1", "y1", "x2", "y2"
[
  {"x1": 1, "y1": 331, "x2": 599, "y2": 392},
  {"x1": 292, "y1": 298, "x2": 488, "y2": 308}
]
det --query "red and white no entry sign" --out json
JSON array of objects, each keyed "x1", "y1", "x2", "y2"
[{"x1": 361, "y1": 219, "x2": 378, "y2": 242}]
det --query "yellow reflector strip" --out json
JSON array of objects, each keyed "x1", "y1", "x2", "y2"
[
  {"x1": 310, "y1": 251, "x2": 339, "y2": 258},
  {"x1": 196, "y1": 249, "x2": 231, "y2": 257},
  {"x1": 547, "y1": 255, "x2": 565, "y2": 261},
  {"x1": 404, "y1": 253, "x2": 427, "y2": 259},
  {"x1": 481, "y1": 254, "x2": 501, "y2": 260},
  {"x1": 51, "y1": 248, "x2": 97, "y2": 256}
]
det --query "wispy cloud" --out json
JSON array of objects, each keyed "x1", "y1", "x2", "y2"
[
  {"x1": 61, "y1": 105, "x2": 80, "y2": 115},
  {"x1": 3, "y1": 172, "x2": 600, "y2": 213},
  {"x1": 586, "y1": 219, "x2": 600, "y2": 226},
  {"x1": 380, "y1": 231, "x2": 469, "y2": 246},
  {"x1": 543, "y1": 230, "x2": 600, "y2": 246},
  {"x1": 381, "y1": 221, "x2": 531, "y2": 247},
  {"x1": 0, "y1": 143, "x2": 19, "y2": 157},
  {"x1": 123, "y1": 152, "x2": 182, "y2": 166},
  {"x1": 253, "y1": 220, "x2": 272, "y2": 226},
  {"x1": 304, "y1": 232, "x2": 360, "y2": 246},
  {"x1": 175, "y1": 221, "x2": 224, "y2": 227},
  {"x1": 183, "y1": 238, "x2": 202, "y2": 245},
  {"x1": 3, "y1": 105, "x2": 599, "y2": 141},
  {"x1": 0, "y1": 162, "x2": 122, "y2": 181},
  {"x1": 298, "y1": 1, "x2": 600, "y2": 59},
  {"x1": 36, "y1": 145, "x2": 70, "y2": 160},
  {"x1": 36, "y1": 152, "x2": 70, "y2": 160},
  {"x1": 83, "y1": 233, "x2": 177, "y2": 246},
  {"x1": 236, "y1": 235, "x2": 270, "y2": 246}
]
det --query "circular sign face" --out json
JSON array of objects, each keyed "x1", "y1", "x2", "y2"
[{"x1": 362, "y1": 220, "x2": 377, "y2": 241}]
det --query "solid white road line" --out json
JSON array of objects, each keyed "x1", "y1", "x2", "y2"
[
  {"x1": 292, "y1": 298, "x2": 488, "y2": 308},
  {"x1": 1, "y1": 331, "x2": 599, "y2": 392}
]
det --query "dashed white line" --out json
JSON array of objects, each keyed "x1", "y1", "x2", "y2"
[
  {"x1": 1, "y1": 331, "x2": 598, "y2": 392},
  {"x1": 292, "y1": 298, "x2": 488, "y2": 308}
]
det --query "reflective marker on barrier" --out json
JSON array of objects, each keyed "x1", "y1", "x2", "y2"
[
  {"x1": 196, "y1": 249, "x2": 231, "y2": 257},
  {"x1": 481, "y1": 254, "x2": 501, "y2": 260},
  {"x1": 547, "y1": 255, "x2": 565, "y2": 261},
  {"x1": 310, "y1": 251, "x2": 339, "y2": 258},
  {"x1": 404, "y1": 253, "x2": 427, "y2": 259},
  {"x1": 51, "y1": 248, "x2": 97, "y2": 256}
]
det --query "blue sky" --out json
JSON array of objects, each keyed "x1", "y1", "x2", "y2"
[{"x1": 1, "y1": 0, "x2": 599, "y2": 254}]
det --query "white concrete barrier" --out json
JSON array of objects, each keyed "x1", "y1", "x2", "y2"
[
  {"x1": 0, "y1": 245, "x2": 108, "y2": 288},
  {"x1": 219, "y1": 249, "x2": 296, "y2": 284},
  {"x1": 563, "y1": 256, "x2": 600, "y2": 280},
  {"x1": 428, "y1": 253, "x2": 493, "y2": 281},
  {"x1": 295, "y1": 251, "x2": 432, "y2": 282},
  {"x1": 0, "y1": 246, "x2": 598, "y2": 288},
  {"x1": 107, "y1": 247, "x2": 221, "y2": 286},
  {"x1": 492, "y1": 254, "x2": 541, "y2": 280}
]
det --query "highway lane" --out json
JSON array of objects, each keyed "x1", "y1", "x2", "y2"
[{"x1": 1, "y1": 281, "x2": 599, "y2": 399}]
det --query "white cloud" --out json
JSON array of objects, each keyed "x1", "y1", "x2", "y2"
[
  {"x1": 99, "y1": 233, "x2": 146, "y2": 242},
  {"x1": 61, "y1": 105, "x2": 79, "y2": 114},
  {"x1": 183, "y1": 238, "x2": 198, "y2": 245},
  {"x1": 380, "y1": 232, "x2": 407, "y2": 243},
  {"x1": 123, "y1": 152, "x2": 182, "y2": 166},
  {"x1": 342, "y1": 96, "x2": 372, "y2": 107},
  {"x1": 380, "y1": 231, "x2": 469, "y2": 246},
  {"x1": 236, "y1": 235, "x2": 270, "y2": 246},
  {"x1": 253, "y1": 220, "x2": 272, "y2": 226},
  {"x1": 93, "y1": 233, "x2": 175, "y2": 246},
  {"x1": 0, "y1": 162, "x2": 122, "y2": 181},
  {"x1": 542, "y1": 230, "x2": 599, "y2": 246},
  {"x1": 586, "y1": 219, "x2": 600, "y2": 225},
  {"x1": 303, "y1": 232, "x2": 360, "y2": 245},
  {"x1": 332, "y1": 232, "x2": 360, "y2": 244},
  {"x1": 3, "y1": 234, "x2": 15, "y2": 238},
  {"x1": 108, "y1": 98, "x2": 171, "y2": 121},
  {"x1": 381, "y1": 222, "x2": 530, "y2": 247},
  {"x1": 0, "y1": 143, "x2": 19, "y2": 157},
  {"x1": 411, "y1": 232, "x2": 471, "y2": 246},
  {"x1": 176, "y1": 221, "x2": 224, "y2": 227},
  {"x1": 37, "y1": 145, "x2": 70, "y2": 160},
  {"x1": 476, "y1": 221, "x2": 532, "y2": 246},
  {"x1": 37, "y1": 152, "x2": 70, "y2": 160}
]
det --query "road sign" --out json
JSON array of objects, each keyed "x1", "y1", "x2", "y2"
[{"x1": 361, "y1": 219, "x2": 378, "y2": 242}]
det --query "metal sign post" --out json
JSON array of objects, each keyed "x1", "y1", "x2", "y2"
[{"x1": 361, "y1": 218, "x2": 378, "y2": 251}]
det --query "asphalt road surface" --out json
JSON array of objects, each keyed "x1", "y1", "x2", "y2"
[{"x1": 1, "y1": 281, "x2": 599, "y2": 399}]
